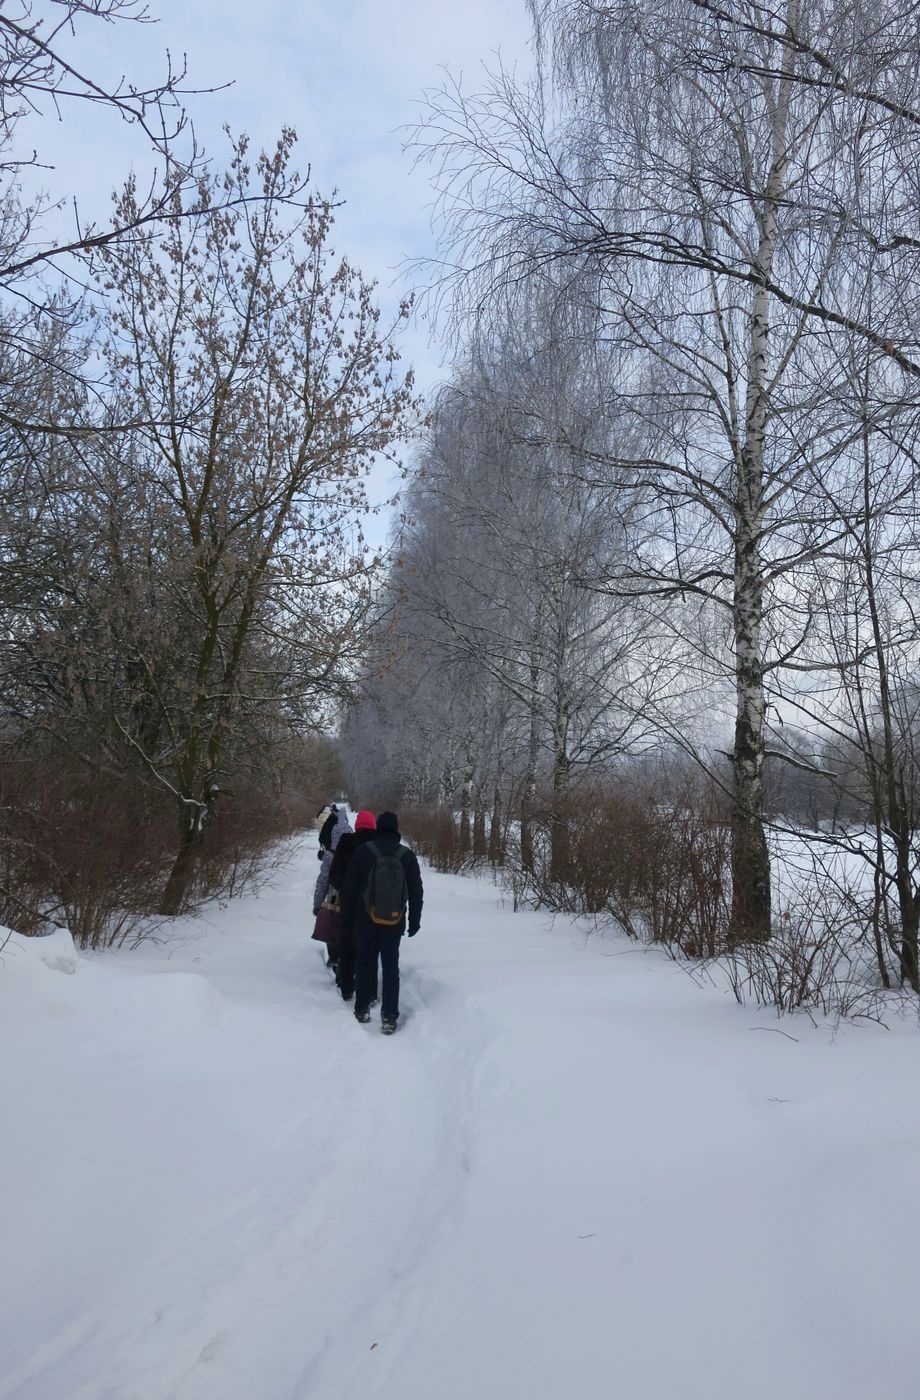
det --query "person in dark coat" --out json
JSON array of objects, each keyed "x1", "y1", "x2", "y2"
[
  {"x1": 313, "y1": 806, "x2": 350, "y2": 914},
  {"x1": 328, "y1": 810, "x2": 377, "y2": 1002},
  {"x1": 316, "y1": 804, "x2": 339, "y2": 858},
  {"x1": 340, "y1": 810, "x2": 423, "y2": 1033},
  {"x1": 312, "y1": 806, "x2": 351, "y2": 973}
]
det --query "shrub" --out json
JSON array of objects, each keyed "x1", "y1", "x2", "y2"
[
  {"x1": 0, "y1": 756, "x2": 314, "y2": 949},
  {"x1": 400, "y1": 805, "x2": 467, "y2": 872},
  {"x1": 0, "y1": 759, "x2": 175, "y2": 947},
  {"x1": 701, "y1": 873, "x2": 887, "y2": 1020},
  {"x1": 506, "y1": 780, "x2": 732, "y2": 956}
]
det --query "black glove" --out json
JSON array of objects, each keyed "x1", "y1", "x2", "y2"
[
  {"x1": 317, "y1": 850, "x2": 323, "y2": 861},
  {"x1": 407, "y1": 927, "x2": 419, "y2": 938}
]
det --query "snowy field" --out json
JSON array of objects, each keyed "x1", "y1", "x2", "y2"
[{"x1": 2, "y1": 837, "x2": 920, "y2": 1400}]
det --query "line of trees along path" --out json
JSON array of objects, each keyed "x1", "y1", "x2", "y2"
[{"x1": 369, "y1": 0, "x2": 920, "y2": 983}]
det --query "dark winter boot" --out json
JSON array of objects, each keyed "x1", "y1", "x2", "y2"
[
  {"x1": 381, "y1": 1018, "x2": 398, "y2": 1035},
  {"x1": 355, "y1": 1008, "x2": 371, "y2": 1024}
]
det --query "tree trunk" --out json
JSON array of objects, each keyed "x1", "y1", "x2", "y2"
[
  {"x1": 489, "y1": 783, "x2": 505, "y2": 865},
  {"x1": 859, "y1": 434, "x2": 919, "y2": 991},
  {"x1": 870, "y1": 838, "x2": 892, "y2": 992},
  {"x1": 160, "y1": 798, "x2": 207, "y2": 916},
  {"x1": 548, "y1": 698, "x2": 570, "y2": 882},
  {"x1": 548, "y1": 613, "x2": 570, "y2": 883},
  {"x1": 729, "y1": 0, "x2": 799, "y2": 943},
  {"x1": 895, "y1": 876, "x2": 920, "y2": 993},
  {"x1": 458, "y1": 756, "x2": 473, "y2": 855},
  {"x1": 439, "y1": 748, "x2": 456, "y2": 808},
  {"x1": 473, "y1": 793, "x2": 487, "y2": 860},
  {"x1": 730, "y1": 515, "x2": 770, "y2": 941},
  {"x1": 549, "y1": 751, "x2": 570, "y2": 883},
  {"x1": 520, "y1": 612, "x2": 542, "y2": 873},
  {"x1": 520, "y1": 755, "x2": 537, "y2": 874}
]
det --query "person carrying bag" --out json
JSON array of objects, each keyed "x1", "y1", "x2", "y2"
[{"x1": 312, "y1": 807, "x2": 351, "y2": 969}]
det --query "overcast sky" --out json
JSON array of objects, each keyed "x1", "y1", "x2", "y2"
[{"x1": 27, "y1": 1, "x2": 534, "y2": 527}]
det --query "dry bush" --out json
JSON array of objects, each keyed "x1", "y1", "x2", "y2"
[
  {"x1": 0, "y1": 759, "x2": 176, "y2": 948},
  {"x1": 388, "y1": 780, "x2": 892, "y2": 1021},
  {"x1": 506, "y1": 781, "x2": 732, "y2": 956},
  {"x1": 399, "y1": 805, "x2": 468, "y2": 872},
  {"x1": 192, "y1": 786, "x2": 310, "y2": 906},
  {"x1": 0, "y1": 825, "x2": 50, "y2": 937},
  {"x1": 639, "y1": 797, "x2": 732, "y2": 958},
  {"x1": 512, "y1": 780, "x2": 891, "y2": 1018},
  {"x1": 288, "y1": 735, "x2": 343, "y2": 817},
  {"x1": 700, "y1": 874, "x2": 887, "y2": 1020},
  {"x1": 0, "y1": 757, "x2": 315, "y2": 949}
]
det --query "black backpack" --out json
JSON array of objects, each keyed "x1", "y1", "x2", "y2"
[{"x1": 363, "y1": 841, "x2": 408, "y2": 926}]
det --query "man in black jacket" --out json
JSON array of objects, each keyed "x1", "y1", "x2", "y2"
[{"x1": 340, "y1": 810, "x2": 423, "y2": 1034}]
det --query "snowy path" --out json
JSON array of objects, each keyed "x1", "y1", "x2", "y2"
[{"x1": 2, "y1": 838, "x2": 919, "y2": 1400}]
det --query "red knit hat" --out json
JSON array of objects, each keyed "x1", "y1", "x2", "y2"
[{"x1": 355, "y1": 810, "x2": 376, "y2": 831}]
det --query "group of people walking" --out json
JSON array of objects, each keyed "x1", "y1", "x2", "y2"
[{"x1": 312, "y1": 804, "x2": 423, "y2": 1034}]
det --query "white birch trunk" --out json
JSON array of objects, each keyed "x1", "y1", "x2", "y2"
[
  {"x1": 730, "y1": 0, "x2": 799, "y2": 941},
  {"x1": 459, "y1": 751, "x2": 474, "y2": 854},
  {"x1": 489, "y1": 782, "x2": 505, "y2": 864},
  {"x1": 520, "y1": 613, "x2": 542, "y2": 873},
  {"x1": 473, "y1": 792, "x2": 487, "y2": 859},
  {"x1": 549, "y1": 596, "x2": 571, "y2": 881}
]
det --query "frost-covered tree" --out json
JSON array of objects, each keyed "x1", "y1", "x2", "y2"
[
  {"x1": 414, "y1": 0, "x2": 920, "y2": 940},
  {"x1": 343, "y1": 298, "x2": 675, "y2": 871}
]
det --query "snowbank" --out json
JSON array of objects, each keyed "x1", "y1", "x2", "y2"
[
  {"x1": 0, "y1": 927, "x2": 80, "y2": 1005},
  {"x1": 1, "y1": 844, "x2": 919, "y2": 1400}
]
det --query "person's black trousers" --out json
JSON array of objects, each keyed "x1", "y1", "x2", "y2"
[
  {"x1": 338, "y1": 933, "x2": 378, "y2": 1003},
  {"x1": 354, "y1": 926, "x2": 402, "y2": 1020},
  {"x1": 336, "y1": 937, "x2": 355, "y2": 999}
]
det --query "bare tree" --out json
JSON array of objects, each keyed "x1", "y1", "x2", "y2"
[
  {"x1": 0, "y1": 1, "x2": 228, "y2": 434},
  {"x1": 413, "y1": 0, "x2": 920, "y2": 940},
  {"x1": 771, "y1": 334, "x2": 920, "y2": 990},
  {"x1": 365, "y1": 299, "x2": 681, "y2": 878},
  {"x1": 97, "y1": 131, "x2": 417, "y2": 912}
]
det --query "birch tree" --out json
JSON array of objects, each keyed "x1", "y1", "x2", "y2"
[
  {"x1": 414, "y1": 0, "x2": 920, "y2": 939},
  {"x1": 388, "y1": 311, "x2": 676, "y2": 871}
]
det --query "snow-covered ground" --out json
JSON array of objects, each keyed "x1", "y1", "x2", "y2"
[{"x1": 2, "y1": 837, "x2": 919, "y2": 1400}]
